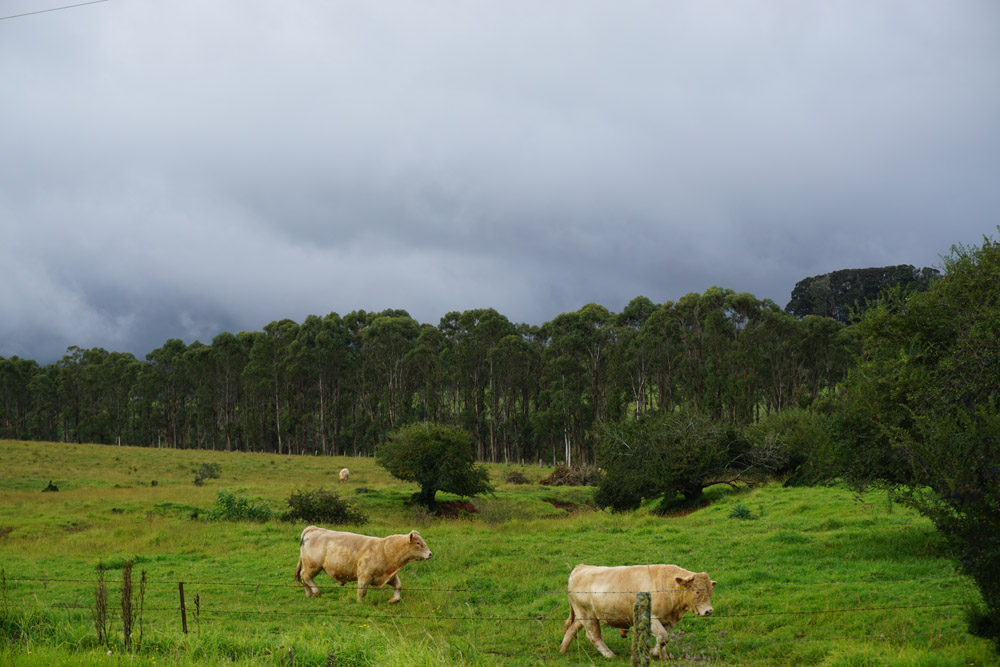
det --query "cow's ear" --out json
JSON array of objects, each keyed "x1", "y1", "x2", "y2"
[
  {"x1": 409, "y1": 530, "x2": 418, "y2": 542},
  {"x1": 675, "y1": 576, "x2": 688, "y2": 587},
  {"x1": 711, "y1": 580, "x2": 718, "y2": 588}
]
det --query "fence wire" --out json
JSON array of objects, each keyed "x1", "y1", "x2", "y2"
[{"x1": 2, "y1": 570, "x2": 980, "y2": 660}]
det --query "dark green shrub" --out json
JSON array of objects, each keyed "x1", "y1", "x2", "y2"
[
  {"x1": 283, "y1": 488, "x2": 367, "y2": 526},
  {"x1": 193, "y1": 462, "x2": 222, "y2": 486},
  {"x1": 595, "y1": 405, "x2": 779, "y2": 512},
  {"x1": 728, "y1": 503, "x2": 757, "y2": 520},
  {"x1": 505, "y1": 471, "x2": 531, "y2": 485},
  {"x1": 205, "y1": 490, "x2": 274, "y2": 522}
]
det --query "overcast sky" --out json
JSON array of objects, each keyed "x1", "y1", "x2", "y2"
[{"x1": 2, "y1": 1, "x2": 999, "y2": 363}]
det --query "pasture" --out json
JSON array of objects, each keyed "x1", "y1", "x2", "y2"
[{"x1": 0, "y1": 439, "x2": 993, "y2": 666}]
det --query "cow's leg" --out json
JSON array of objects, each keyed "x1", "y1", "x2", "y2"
[
  {"x1": 648, "y1": 618, "x2": 671, "y2": 660},
  {"x1": 298, "y1": 560, "x2": 322, "y2": 598},
  {"x1": 356, "y1": 576, "x2": 370, "y2": 603},
  {"x1": 386, "y1": 574, "x2": 403, "y2": 604},
  {"x1": 582, "y1": 619, "x2": 615, "y2": 659},
  {"x1": 559, "y1": 616, "x2": 583, "y2": 653}
]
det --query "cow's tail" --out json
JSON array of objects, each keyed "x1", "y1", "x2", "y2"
[
  {"x1": 294, "y1": 557, "x2": 302, "y2": 583},
  {"x1": 564, "y1": 604, "x2": 575, "y2": 631}
]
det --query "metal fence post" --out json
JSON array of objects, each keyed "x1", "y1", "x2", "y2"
[{"x1": 631, "y1": 591, "x2": 651, "y2": 667}]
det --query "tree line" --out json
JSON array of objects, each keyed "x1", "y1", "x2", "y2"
[{"x1": 0, "y1": 288, "x2": 858, "y2": 464}]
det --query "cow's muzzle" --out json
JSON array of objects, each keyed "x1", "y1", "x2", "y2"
[{"x1": 699, "y1": 608, "x2": 713, "y2": 617}]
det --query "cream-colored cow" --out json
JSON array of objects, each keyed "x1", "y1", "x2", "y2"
[
  {"x1": 559, "y1": 564, "x2": 716, "y2": 659},
  {"x1": 295, "y1": 526, "x2": 432, "y2": 603},
  {"x1": 339, "y1": 468, "x2": 350, "y2": 483}
]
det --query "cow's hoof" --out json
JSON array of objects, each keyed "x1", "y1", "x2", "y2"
[{"x1": 388, "y1": 597, "x2": 401, "y2": 605}]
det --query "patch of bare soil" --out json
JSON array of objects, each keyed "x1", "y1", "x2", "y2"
[
  {"x1": 542, "y1": 498, "x2": 595, "y2": 513},
  {"x1": 660, "y1": 499, "x2": 711, "y2": 517},
  {"x1": 436, "y1": 500, "x2": 478, "y2": 518}
]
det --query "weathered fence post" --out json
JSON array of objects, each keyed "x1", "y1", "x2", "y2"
[
  {"x1": 631, "y1": 591, "x2": 651, "y2": 667},
  {"x1": 178, "y1": 581, "x2": 188, "y2": 634}
]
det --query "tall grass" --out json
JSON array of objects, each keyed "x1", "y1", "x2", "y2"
[{"x1": 0, "y1": 439, "x2": 994, "y2": 665}]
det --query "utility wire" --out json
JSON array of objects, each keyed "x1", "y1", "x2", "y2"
[{"x1": 0, "y1": 0, "x2": 108, "y2": 22}]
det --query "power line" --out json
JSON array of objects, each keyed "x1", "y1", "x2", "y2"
[{"x1": 0, "y1": 0, "x2": 109, "y2": 22}]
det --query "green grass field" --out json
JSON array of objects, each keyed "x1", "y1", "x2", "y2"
[{"x1": 0, "y1": 439, "x2": 994, "y2": 666}]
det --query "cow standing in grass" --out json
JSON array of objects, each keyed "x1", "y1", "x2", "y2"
[
  {"x1": 295, "y1": 526, "x2": 432, "y2": 603},
  {"x1": 339, "y1": 468, "x2": 350, "y2": 483},
  {"x1": 559, "y1": 563, "x2": 716, "y2": 659}
]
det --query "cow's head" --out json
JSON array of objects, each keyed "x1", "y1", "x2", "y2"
[
  {"x1": 408, "y1": 530, "x2": 433, "y2": 560},
  {"x1": 675, "y1": 573, "x2": 716, "y2": 616}
]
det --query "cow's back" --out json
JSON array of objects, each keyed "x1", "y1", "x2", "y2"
[
  {"x1": 567, "y1": 564, "x2": 695, "y2": 629},
  {"x1": 568, "y1": 565, "x2": 653, "y2": 629},
  {"x1": 300, "y1": 526, "x2": 379, "y2": 582}
]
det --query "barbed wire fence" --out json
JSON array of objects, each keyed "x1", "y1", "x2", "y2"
[{"x1": 1, "y1": 571, "x2": 981, "y2": 662}]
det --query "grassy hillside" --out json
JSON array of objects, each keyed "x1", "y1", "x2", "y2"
[{"x1": 0, "y1": 439, "x2": 993, "y2": 666}]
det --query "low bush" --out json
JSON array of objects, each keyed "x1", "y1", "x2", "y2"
[
  {"x1": 205, "y1": 490, "x2": 274, "y2": 522},
  {"x1": 729, "y1": 503, "x2": 757, "y2": 520},
  {"x1": 505, "y1": 471, "x2": 531, "y2": 485},
  {"x1": 539, "y1": 465, "x2": 604, "y2": 486},
  {"x1": 193, "y1": 462, "x2": 222, "y2": 486},
  {"x1": 283, "y1": 488, "x2": 368, "y2": 526}
]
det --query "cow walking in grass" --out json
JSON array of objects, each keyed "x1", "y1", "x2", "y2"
[
  {"x1": 295, "y1": 526, "x2": 432, "y2": 603},
  {"x1": 559, "y1": 563, "x2": 716, "y2": 659}
]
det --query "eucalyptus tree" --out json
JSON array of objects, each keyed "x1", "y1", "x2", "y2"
[
  {"x1": 144, "y1": 339, "x2": 191, "y2": 448},
  {"x1": 0, "y1": 356, "x2": 39, "y2": 439},
  {"x1": 488, "y1": 332, "x2": 536, "y2": 463},
  {"x1": 439, "y1": 308, "x2": 517, "y2": 461},
  {"x1": 101, "y1": 350, "x2": 141, "y2": 446},
  {"x1": 639, "y1": 301, "x2": 683, "y2": 412},
  {"x1": 361, "y1": 312, "x2": 420, "y2": 432},
  {"x1": 755, "y1": 306, "x2": 804, "y2": 414},
  {"x1": 615, "y1": 296, "x2": 659, "y2": 418},
  {"x1": 405, "y1": 323, "x2": 449, "y2": 425},
  {"x1": 243, "y1": 319, "x2": 299, "y2": 454},
  {"x1": 287, "y1": 314, "x2": 352, "y2": 455},
  {"x1": 209, "y1": 331, "x2": 249, "y2": 452},
  {"x1": 797, "y1": 315, "x2": 858, "y2": 400},
  {"x1": 182, "y1": 341, "x2": 217, "y2": 449},
  {"x1": 27, "y1": 365, "x2": 58, "y2": 441},
  {"x1": 537, "y1": 304, "x2": 614, "y2": 466}
]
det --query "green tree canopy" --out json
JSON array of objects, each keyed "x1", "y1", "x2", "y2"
[
  {"x1": 376, "y1": 422, "x2": 494, "y2": 508},
  {"x1": 831, "y1": 234, "x2": 1000, "y2": 647},
  {"x1": 594, "y1": 405, "x2": 777, "y2": 512}
]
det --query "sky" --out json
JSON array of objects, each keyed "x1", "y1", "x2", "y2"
[{"x1": 2, "y1": 1, "x2": 999, "y2": 364}]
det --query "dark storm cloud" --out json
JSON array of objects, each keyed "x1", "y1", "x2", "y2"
[{"x1": 2, "y1": 1, "x2": 999, "y2": 363}]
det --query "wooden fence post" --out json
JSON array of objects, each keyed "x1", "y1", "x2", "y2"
[
  {"x1": 178, "y1": 581, "x2": 188, "y2": 634},
  {"x1": 631, "y1": 591, "x2": 651, "y2": 667}
]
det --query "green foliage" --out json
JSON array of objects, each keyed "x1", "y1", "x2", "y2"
[
  {"x1": 204, "y1": 490, "x2": 274, "y2": 522},
  {"x1": 744, "y1": 407, "x2": 835, "y2": 485},
  {"x1": 832, "y1": 234, "x2": 1000, "y2": 649},
  {"x1": 376, "y1": 423, "x2": 494, "y2": 507},
  {"x1": 728, "y1": 503, "x2": 757, "y2": 520},
  {"x1": 193, "y1": 462, "x2": 221, "y2": 486},
  {"x1": 504, "y1": 470, "x2": 531, "y2": 484},
  {"x1": 594, "y1": 405, "x2": 776, "y2": 512},
  {"x1": 282, "y1": 487, "x2": 367, "y2": 526}
]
